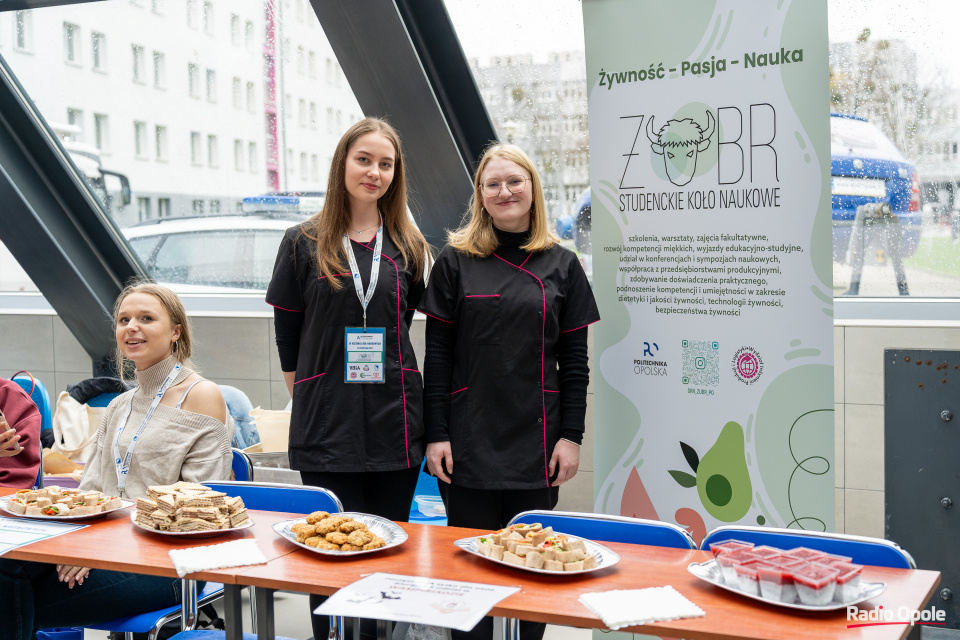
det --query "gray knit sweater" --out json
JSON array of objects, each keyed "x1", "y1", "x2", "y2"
[{"x1": 79, "y1": 356, "x2": 232, "y2": 499}]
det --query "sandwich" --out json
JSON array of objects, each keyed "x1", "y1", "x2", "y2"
[{"x1": 524, "y1": 552, "x2": 545, "y2": 569}]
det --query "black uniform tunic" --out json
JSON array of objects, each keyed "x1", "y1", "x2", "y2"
[
  {"x1": 419, "y1": 239, "x2": 599, "y2": 490},
  {"x1": 266, "y1": 224, "x2": 424, "y2": 472}
]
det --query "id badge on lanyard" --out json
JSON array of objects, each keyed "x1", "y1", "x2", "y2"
[{"x1": 343, "y1": 223, "x2": 386, "y2": 384}]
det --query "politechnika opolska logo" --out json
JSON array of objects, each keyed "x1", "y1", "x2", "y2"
[{"x1": 732, "y1": 346, "x2": 763, "y2": 385}]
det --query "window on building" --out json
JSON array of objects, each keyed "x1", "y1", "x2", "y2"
[
  {"x1": 192, "y1": 199, "x2": 204, "y2": 215},
  {"x1": 203, "y1": 1, "x2": 214, "y2": 35},
  {"x1": 307, "y1": 51, "x2": 317, "y2": 79},
  {"x1": 15, "y1": 11, "x2": 33, "y2": 52},
  {"x1": 63, "y1": 22, "x2": 80, "y2": 63},
  {"x1": 311, "y1": 154, "x2": 319, "y2": 182},
  {"x1": 284, "y1": 93, "x2": 292, "y2": 119},
  {"x1": 248, "y1": 142, "x2": 258, "y2": 173},
  {"x1": 234, "y1": 139, "x2": 244, "y2": 171},
  {"x1": 155, "y1": 125, "x2": 168, "y2": 161},
  {"x1": 300, "y1": 151, "x2": 308, "y2": 180},
  {"x1": 137, "y1": 197, "x2": 151, "y2": 222},
  {"x1": 186, "y1": 0, "x2": 198, "y2": 29},
  {"x1": 207, "y1": 134, "x2": 219, "y2": 167},
  {"x1": 287, "y1": 148, "x2": 294, "y2": 175},
  {"x1": 94, "y1": 113, "x2": 110, "y2": 153},
  {"x1": 309, "y1": 102, "x2": 317, "y2": 129},
  {"x1": 131, "y1": 44, "x2": 145, "y2": 83},
  {"x1": 209, "y1": 199, "x2": 221, "y2": 213},
  {"x1": 206, "y1": 68, "x2": 217, "y2": 102},
  {"x1": 297, "y1": 46, "x2": 305, "y2": 75},
  {"x1": 334, "y1": 62, "x2": 341, "y2": 87},
  {"x1": 244, "y1": 20, "x2": 254, "y2": 51},
  {"x1": 134, "y1": 120, "x2": 148, "y2": 158},
  {"x1": 91, "y1": 32, "x2": 106, "y2": 71},
  {"x1": 336, "y1": 109, "x2": 342, "y2": 132},
  {"x1": 153, "y1": 51, "x2": 166, "y2": 88},
  {"x1": 232, "y1": 77, "x2": 242, "y2": 109},
  {"x1": 188, "y1": 63, "x2": 200, "y2": 97},
  {"x1": 67, "y1": 108, "x2": 84, "y2": 141},
  {"x1": 158, "y1": 198, "x2": 171, "y2": 218},
  {"x1": 326, "y1": 107, "x2": 333, "y2": 133},
  {"x1": 152, "y1": 0, "x2": 164, "y2": 15},
  {"x1": 298, "y1": 99, "x2": 306, "y2": 128},
  {"x1": 230, "y1": 14, "x2": 240, "y2": 45},
  {"x1": 246, "y1": 81, "x2": 255, "y2": 112},
  {"x1": 190, "y1": 131, "x2": 202, "y2": 165}
]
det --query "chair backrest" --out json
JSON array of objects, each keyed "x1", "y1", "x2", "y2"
[
  {"x1": 11, "y1": 372, "x2": 52, "y2": 432},
  {"x1": 508, "y1": 510, "x2": 696, "y2": 550},
  {"x1": 231, "y1": 448, "x2": 254, "y2": 482},
  {"x1": 201, "y1": 480, "x2": 343, "y2": 514},
  {"x1": 700, "y1": 525, "x2": 915, "y2": 569}
]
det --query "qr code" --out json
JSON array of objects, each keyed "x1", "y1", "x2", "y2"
[{"x1": 681, "y1": 340, "x2": 719, "y2": 387}]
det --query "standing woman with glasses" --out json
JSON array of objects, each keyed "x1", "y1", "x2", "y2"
[
  {"x1": 266, "y1": 117, "x2": 429, "y2": 640},
  {"x1": 420, "y1": 143, "x2": 599, "y2": 640}
]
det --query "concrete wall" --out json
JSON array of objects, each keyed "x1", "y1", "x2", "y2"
[{"x1": 5, "y1": 309, "x2": 953, "y2": 536}]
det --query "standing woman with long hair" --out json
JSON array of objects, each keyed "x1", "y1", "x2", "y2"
[
  {"x1": 420, "y1": 143, "x2": 599, "y2": 640},
  {"x1": 266, "y1": 117, "x2": 428, "y2": 639}
]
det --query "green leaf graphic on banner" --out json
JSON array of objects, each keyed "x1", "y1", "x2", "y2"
[
  {"x1": 679, "y1": 441, "x2": 700, "y2": 472},
  {"x1": 668, "y1": 470, "x2": 697, "y2": 488}
]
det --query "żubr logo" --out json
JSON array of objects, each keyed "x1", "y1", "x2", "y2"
[
  {"x1": 847, "y1": 605, "x2": 945, "y2": 628},
  {"x1": 732, "y1": 346, "x2": 763, "y2": 384}
]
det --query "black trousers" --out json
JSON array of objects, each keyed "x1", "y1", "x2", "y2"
[
  {"x1": 443, "y1": 483, "x2": 559, "y2": 640},
  {"x1": 300, "y1": 466, "x2": 421, "y2": 640}
]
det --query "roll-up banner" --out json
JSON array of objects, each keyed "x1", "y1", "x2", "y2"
[{"x1": 584, "y1": 0, "x2": 833, "y2": 542}]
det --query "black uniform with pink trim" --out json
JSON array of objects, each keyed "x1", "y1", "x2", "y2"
[
  {"x1": 419, "y1": 240, "x2": 599, "y2": 490},
  {"x1": 266, "y1": 224, "x2": 424, "y2": 472}
]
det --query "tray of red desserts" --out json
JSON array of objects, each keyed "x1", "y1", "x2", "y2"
[{"x1": 687, "y1": 539, "x2": 886, "y2": 611}]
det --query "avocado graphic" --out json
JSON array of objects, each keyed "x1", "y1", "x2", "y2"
[{"x1": 696, "y1": 421, "x2": 752, "y2": 521}]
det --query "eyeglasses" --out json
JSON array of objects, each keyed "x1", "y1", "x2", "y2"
[{"x1": 481, "y1": 175, "x2": 530, "y2": 197}]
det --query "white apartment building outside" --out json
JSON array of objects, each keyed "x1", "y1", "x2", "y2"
[{"x1": 0, "y1": 0, "x2": 361, "y2": 227}]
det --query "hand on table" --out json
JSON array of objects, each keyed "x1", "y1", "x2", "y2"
[
  {"x1": 549, "y1": 439, "x2": 580, "y2": 486},
  {"x1": 0, "y1": 425, "x2": 22, "y2": 457},
  {"x1": 426, "y1": 441, "x2": 453, "y2": 484},
  {"x1": 57, "y1": 565, "x2": 91, "y2": 589}
]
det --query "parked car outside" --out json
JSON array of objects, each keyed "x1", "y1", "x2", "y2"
[
  {"x1": 830, "y1": 113, "x2": 921, "y2": 262},
  {"x1": 123, "y1": 193, "x2": 323, "y2": 291}
]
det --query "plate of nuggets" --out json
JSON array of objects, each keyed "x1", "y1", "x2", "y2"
[
  {"x1": 130, "y1": 482, "x2": 253, "y2": 537},
  {"x1": 273, "y1": 511, "x2": 406, "y2": 555},
  {"x1": 453, "y1": 523, "x2": 620, "y2": 575}
]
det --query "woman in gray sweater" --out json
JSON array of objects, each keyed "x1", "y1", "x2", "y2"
[{"x1": 1, "y1": 282, "x2": 232, "y2": 640}]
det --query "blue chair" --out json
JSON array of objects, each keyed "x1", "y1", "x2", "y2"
[
  {"x1": 231, "y1": 448, "x2": 254, "y2": 482},
  {"x1": 509, "y1": 510, "x2": 697, "y2": 549},
  {"x1": 86, "y1": 583, "x2": 227, "y2": 640},
  {"x1": 700, "y1": 525, "x2": 916, "y2": 569},
  {"x1": 10, "y1": 372, "x2": 49, "y2": 490}
]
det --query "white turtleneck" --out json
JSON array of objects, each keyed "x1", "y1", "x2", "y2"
[{"x1": 78, "y1": 356, "x2": 232, "y2": 499}]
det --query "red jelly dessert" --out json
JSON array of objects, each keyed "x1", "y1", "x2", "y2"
[
  {"x1": 709, "y1": 539, "x2": 755, "y2": 556},
  {"x1": 716, "y1": 549, "x2": 757, "y2": 585},
  {"x1": 792, "y1": 562, "x2": 841, "y2": 606},
  {"x1": 783, "y1": 547, "x2": 825, "y2": 563},
  {"x1": 750, "y1": 545, "x2": 783, "y2": 562},
  {"x1": 819, "y1": 552, "x2": 853, "y2": 565},
  {"x1": 832, "y1": 563, "x2": 864, "y2": 603},
  {"x1": 734, "y1": 560, "x2": 763, "y2": 596},
  {"x1": 757, "y1": 562, "x2": 798, "y2": 603}
]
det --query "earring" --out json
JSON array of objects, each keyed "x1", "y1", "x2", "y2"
[{"x1": 172, "y1": 339, "x2": 178, "y2": 354}]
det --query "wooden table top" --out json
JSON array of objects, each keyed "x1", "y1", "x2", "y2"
[
  {"x1": 232, "y1": 520, "x2": 941, "y2": 640},
  {"x1": 2, "y1": 487, "x2": 940, "y2": 640}
]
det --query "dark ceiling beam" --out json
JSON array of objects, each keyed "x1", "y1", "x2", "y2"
[
  {"x1": 310, "y1": 0, "x2": 497, "y2": 246},
  {"x1": 0, "y1": 52, "x2": 143, "y2": 375}
]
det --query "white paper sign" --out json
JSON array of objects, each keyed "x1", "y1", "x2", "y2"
[
  {"x1": 0, "y1": 516, "x2": 88, "y2": 556},
  {"x1": 315, "y1": 573, "x2": 520, "y2": 632}
]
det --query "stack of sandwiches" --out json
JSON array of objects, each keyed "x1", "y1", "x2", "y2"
[
  {"x1": 134, "y1": 482, "x2": 250, "y2": 532},
  {"x1": 6, "y1": 486, "x2": 122, "y2": 517},
  {"x1": 476, "y1": 523, "x2": 598, "y2": 571}
]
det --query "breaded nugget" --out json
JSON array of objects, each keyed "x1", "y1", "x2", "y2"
[
  {"x1": 339, "y1": 520, "x2": 368, "y2": 533},
  {"x1": 306, "y1": 511, "x2": 331, "y2": 524},
  {"x1": 339, "y1": 543, "x2": 360, "y2": 552},
  {"x1": 346, "y1": 529, "x2": 374, "y2": 547},
  {"x1": 291, "y1": 522, "x2": 316, "y2": 537},
  {"x1": 304, "y1": 536, "x2": 321, "y2": 548},
  {"x1": 314, "y1": 518, "x2": 341, "y2": 535},
  {"x1": 316, "y1": 541, "x2": 341, "y2": 551},
  {"x1": 326, "y1": 531, "x2": 349, "y2": 545},
  {"x1": 362, "y1": 537, "x2": 385, "y2": 551}
]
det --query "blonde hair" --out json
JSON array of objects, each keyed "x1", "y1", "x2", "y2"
[
  {"x1": 302, "y1": 117, "x2": 427, "y2": 289},
  {"x1": 447, "y1": 143, "x2": 559, "y2": 258},
  {"x1": 112, "y1": 280, "x2": 192, "y2": 380}
]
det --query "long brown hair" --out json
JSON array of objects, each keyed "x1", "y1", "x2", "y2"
[
  {"x1": 448, "y1": 143, "x2": 558, "y2": 258},
  {"x1": 112, "y1": 280, "x2": 193, "y2": 382},
  {"x1": 303, "y1": 117, "x2": 427, "y2": 288}
]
